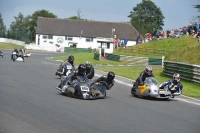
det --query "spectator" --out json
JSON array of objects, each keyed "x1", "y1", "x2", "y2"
[
  {"x1": 196, "y1": 22, "x2": 200, "y2": 33},
  {"x1": 196, "y1": 29, "x2": 200, "y2": 42},
  {"x1": 124, "y1": 38, "x2": 128, "y2": 48},
  {"x1": 113, "y1": 38, "x2": 118, "y2": 49},
  {"x1": 136, "y1": 34, "x2": 141, "y2": 44}
]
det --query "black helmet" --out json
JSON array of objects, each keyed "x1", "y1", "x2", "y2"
[
  {"x1": 107, "y1": 71, "x2": 115, "y2": 81},
  {"x1": 68, "y1": 55, "x2": 74, "y2": 64},
  {"x1": 78, "y1": 64, "x2": 86, "y2": 76},
  {"x1": 145, "y1": 66, "x2": 153, "y2": 75},
  {"x1": 85, "y1": 61, "x2": 91, "y2": 69},
  {"x1": 173, "y1": 73, "x2": 180, "y2": 84}
]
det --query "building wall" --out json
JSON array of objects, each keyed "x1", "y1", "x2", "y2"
[{"x1": 35, "y1": 34, "x2": 136, "y2": 53}]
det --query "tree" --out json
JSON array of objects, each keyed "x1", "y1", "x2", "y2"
[
  {"x1": 10, "y1": 12, "x2": 26, "y2": 31},
  {"x1": 0, "y1": 13, "x2": 6, "y2": 37},
  {"x1": 9, "y1": 12, "x2": 31, "y2": 40},
  {"x1": 29, "y1": 10, "x2": 57, "y2": 41},
  {"x1": 128, "y1": 0, "x2": 165, "y2": 36},
  {"x1": 193, "y1": 4, "x2": 200, "y2": 20}
]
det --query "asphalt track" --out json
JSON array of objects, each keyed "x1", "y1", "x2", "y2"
[{"x1": 0, "y1": 50, "x2": 200, "y2": 133}]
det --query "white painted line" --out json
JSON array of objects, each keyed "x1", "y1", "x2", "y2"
[
  {"x1": 42, "y1": 62, "x2": 60, "y2": 65},
  {"x1": 176, "y1": 98, "x2": 200, "y2": 106}
]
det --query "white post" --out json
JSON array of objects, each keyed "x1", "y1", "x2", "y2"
[
  {"x1": 162, "y1": 56, "x2": 165, "y2": 68},
  {"x1": 99, "y1": 48, "x2": 101, "y2": 60}
]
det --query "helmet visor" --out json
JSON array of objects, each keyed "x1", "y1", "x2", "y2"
[{"x1": 147, "y1": 70, "x2": 152, "y2": 75}]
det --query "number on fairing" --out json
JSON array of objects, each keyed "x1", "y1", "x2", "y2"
[
  {"x1": 67, "y1": 65, "x2": 72, "y2": 69},
  {"x1": 81, "y1": 86, "x2": 89, "y2": 92}
]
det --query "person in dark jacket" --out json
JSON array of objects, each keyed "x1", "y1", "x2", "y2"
[
  {"x1": 18, "y1": 49, "x2": 24, "y2": 61},
  {"x1": 159, "y1": 73, "x2": 183, "y2": 98},
  {"x1": 56, "y1": 64, "x2": 86, "y2": 92},
  {"x1": 91, "y1": 71, "x2": 115, "y2": 90},
  {"x1": 85, "y1": 61, "x2": 94, "y2": 79},
  {"x1": 131, "y1": 66, "x2": 154, "y2": 93},
  {"x1": 56, "y1": 55, "x2": 75, "y2": 76},
  {"x1": 11, "y1": 49, "x2": 18, "y2": 60}
]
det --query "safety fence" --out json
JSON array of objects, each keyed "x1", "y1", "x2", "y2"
[
  {"x1": 118, "y1": 47, "x2": 166, "y2": 56},
  {"x1": 163, "y1": 61, "x2": 200, "y2": 85},
  {"x1": 64, "y1": 47, "x2": 92, "y2": 53},
  {"x1": 94, "y1": 53, "x2": 162, "y2": 65},
  {"x1": 94, "y1": 53, "x2": 100, "y2": 60}
]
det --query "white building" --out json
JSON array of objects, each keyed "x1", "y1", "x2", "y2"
[{"x1": 35, "y1": 17, "x2": 139, "y2": 53}]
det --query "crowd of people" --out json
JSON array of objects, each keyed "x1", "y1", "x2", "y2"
[{"x1": 136, "y1": 21, "x2": 200, "y2": 44}]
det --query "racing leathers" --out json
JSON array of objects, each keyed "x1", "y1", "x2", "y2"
[
  {"x1": 18, "y1": 49, "x2": 24, "y2": 61},
  {"x1": 91, "y1": 75, "x2": 115, "y2": 90},
  {"x1": 131, "y1": 70, "x2": 154, "y2": 91},
  {"x1": 159, "y1": 80, "x2": 183, "y2": 95},
  {"x1": 56, "y1": 60, "x2": 75, "y2": 76},
  {"x1": 11, "y1": 49, "x2": 18, "y2": 60},
  {"x1": 85, "y1": 65, "x2": 94, "y2": 79}
]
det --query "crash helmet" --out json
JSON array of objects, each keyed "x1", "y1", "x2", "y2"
[
  {"x1": 68, "y1": 55, "x2": 74, "y2": 65},
  {"x1": 78, "y1": 64, "x2": 86, "y2": 76},
  {"x1": 85, "y1": 61, "x2": 91, "y2": 69},
  {"x1": 107, "y1": 71, "x2": 115, "y2": 81},
  {"x1": 173, "y1": 73, "x2": 180, "y2": 84},
  {"x1": 145, "y1": 66, "x2": 153, "y2": 75}
]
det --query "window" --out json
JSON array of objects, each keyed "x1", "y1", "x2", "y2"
[
  {"x1": 86, "y1": 38, "x2": 93, "y2": 42},
  {"x1": 65, "y1": 36, "x2": 73, "y2": 41},
  {"x1": 48, "y1": 35, "x2": 53, "y2": 39},
  {"x1": 102, "y1": 43, "x2": 110, "y2": 49},
  {"x1": 43, "y1": 35, "x2": 47, "y2": 39},
  {"x1": 43, "y1": 35, "x2": 53, "y2": 39}
]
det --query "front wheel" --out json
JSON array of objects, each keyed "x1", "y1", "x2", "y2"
[{"x1": 12, "y1": 54, "x2": 17, "y2": 61}]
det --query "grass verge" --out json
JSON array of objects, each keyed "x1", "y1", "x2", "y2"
[{"x1": 0, "y1": 42, "x2": 24, "y2": 49}]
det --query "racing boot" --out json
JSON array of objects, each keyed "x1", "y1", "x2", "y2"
[
  {"x1": 91, "y1": 88, "x2": 101, "y2": 97},
  {"x1": 65, "y1": 87, "x2": 75, "y2": 95},
  {"x1": 56, "y1": 86, "x2": 61, "y2": 91},
  {"x1": 131, "y1": 85, "x2": 136, "y2": 94}
]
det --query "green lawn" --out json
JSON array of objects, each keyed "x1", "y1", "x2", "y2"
[
  {"x1": 0, "y1": 42, "x2": 24, "y2": 49},
  {"x1": 114, "y1": 36, "x2": 200, "y2": 65}
]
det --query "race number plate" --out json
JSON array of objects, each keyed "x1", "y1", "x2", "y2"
[
  {"x1": 67, "y1": 65, "x2": 72, "y2": 69},
  {"x1": 81, "y1": 86, "x2": 89, "y2": 92}
]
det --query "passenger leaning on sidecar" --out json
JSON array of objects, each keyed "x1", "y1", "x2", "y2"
[
  {"x1": 56, "y1": 64, "x2": 86, "y2": 92},
  {"x1": 85, "y1": 61, "x2": 95, "y2": 79},
  {"x1": 159, "y1": 73, "x2": 183, "y2": 98},
  {"x1": 131, "y1": 66, "x2": 154, "y2": 92},
  {"x1": 18, "y1": 49, "x2": 25, "y2": 61},
  {"x1": 91, "y1": 71, "x2": 115, "y2": 90}
]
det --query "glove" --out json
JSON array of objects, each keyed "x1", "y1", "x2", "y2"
[
  {"x1": 67, "y1": 81, "x2": 72, "y2": 85},
  {"x1": 140, "y1": 82, "x2": 144, "y2": 86}
]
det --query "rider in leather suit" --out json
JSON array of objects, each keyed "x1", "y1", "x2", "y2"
[
  {"x1": 131, "y1": 66, "x2": 154, "y2": 93},
  {"x1": 159, "y1": 73, "x2": 183, "y2": 98},
  {"x1": 85, "y1": 61, "x2": 94, "y2": 79},
  {"x1": 56, "y1": 64, "x2": 86, "y2": 92},
  {"x1": 91, "y1": 71, "x2": 115, "y2": 90}
]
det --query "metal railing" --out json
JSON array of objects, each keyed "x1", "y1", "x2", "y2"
[
  {"x1": 119, "y1": 47, "x2": 166, "y2": 56},
  {"x1": 163, "y1": 61, "x2": 200, "y2": 85}
]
